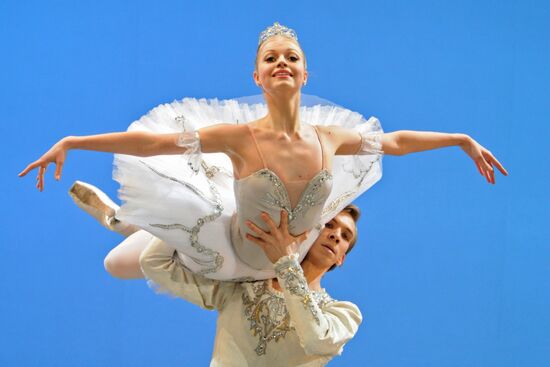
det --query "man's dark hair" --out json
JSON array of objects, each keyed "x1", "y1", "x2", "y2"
[{"x1": 327, "y1": 204, "x2": 361, "y2": 272}]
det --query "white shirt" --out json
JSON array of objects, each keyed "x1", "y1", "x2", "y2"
[{"x1": 140, "y1": 238, "x2": 362, "y2": 366}]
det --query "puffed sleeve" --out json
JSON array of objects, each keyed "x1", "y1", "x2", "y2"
[
  {"x1": 176, "y1": 130, "x2": 202, "y2": 174},
  {"x1": 274, "y1": 254, "x2": 362, "y2": 356},
  {"x1": 139, "y1": 237, "x2": 237, "y2": 311},
  {"x1": 354, "y1": 118, "x2": 384, "y2": 155}
]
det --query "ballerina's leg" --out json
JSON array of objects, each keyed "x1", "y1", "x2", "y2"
[
  {"x1": 69, "y1": 181, "x2": 140, "y2": 237},
  {"x1": 103, "y1": 230, "x2": 155, "y2": 279},
  {"x1": 69, "y1": 180, "x2": 154, "y2": 278}
]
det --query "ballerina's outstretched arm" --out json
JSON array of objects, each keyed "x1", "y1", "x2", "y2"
[
  {"x1": 18, "y1": 124, "x2": 243, "y2": 191},
  {"x1": 322, "y1": 126, "x2": 508, "y2": 184}
]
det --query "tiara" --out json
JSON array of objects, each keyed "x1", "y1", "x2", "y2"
[{"x1": 258, "y1": 22, "x2": 298, "y2": 45}]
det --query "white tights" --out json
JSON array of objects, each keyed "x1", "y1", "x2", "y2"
[{"x1": 103, "y1": 230, "x2": 155, "y2": 279}]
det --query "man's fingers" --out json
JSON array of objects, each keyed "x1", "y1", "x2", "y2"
[
  {"x1": 246, "y1": 221, "x2": 268, "y2": 240},
  {"x1": 246, "y1": 233, "x2": 266, "y2": 247},
  {"x1": 260, "y1": 212, "x2": 278, "y2": 234},
  {"x1": 296, "y1": 230, "x2": 309, "y2": 243},
  {"x1": 280, "y1": 210, "x2": 289, "y2": 231}
]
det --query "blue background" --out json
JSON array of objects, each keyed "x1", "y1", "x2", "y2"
[{"x1": 2, "y1": 0, "x2": 548, "y2": 366}]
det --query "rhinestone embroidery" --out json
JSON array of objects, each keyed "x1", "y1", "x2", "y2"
[
  {"x1": 141, "y1": 161, "x2": 225, "y2": 275},
  {"x1": 258, "y1": 22, "x2": 298, "y2": 45},
  {"x1": 322, "y1": 155, "x2": 380, "y2": 218},
  {"x1": 256, "y1": 169, "x2": 332, "y2": 224},
  {"x1": 242, "y1": 281, "x2": 293, "y2": 356},
  {"x1": 242, "y1": 278, "x2": 334, "y2": 356},
  {"x1": 274, "y1": 255, "x2": 334, "y2": 326}
]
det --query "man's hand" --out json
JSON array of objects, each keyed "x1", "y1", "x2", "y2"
[{"x1": 245, "y1": 211, "x2": 309, "y2": 264}]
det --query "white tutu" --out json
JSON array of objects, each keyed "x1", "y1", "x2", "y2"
[{"x1": 113, "y1": 96, "x2": 383, "y2": 280}]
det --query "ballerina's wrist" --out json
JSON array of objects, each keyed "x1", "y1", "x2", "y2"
[
  {"x1": 60, "y1": 136, "x2": 77, "y2": 150},
  {"x1": 455, "y1": 133, "x2": 472, "y2": 148}
]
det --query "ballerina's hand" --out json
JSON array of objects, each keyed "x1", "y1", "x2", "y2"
[
  {"x1": 18, "y1": 139, "x2": 68, "y2": 192},
  {"x1": 245, "y1": 211, "x2": 309, "y2": 264},
  {"x1": 460, "y1": 136, "x2": 508, "y2": 184}
]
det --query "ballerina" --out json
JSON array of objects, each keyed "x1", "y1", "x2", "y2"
[{"x1": 19, "y1": 22, "x2": 508, "y2": 281}]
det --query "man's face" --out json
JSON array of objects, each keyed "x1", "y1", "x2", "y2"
[{"x1": 307, "y1": 211, "x2": 357, "y2": 269}]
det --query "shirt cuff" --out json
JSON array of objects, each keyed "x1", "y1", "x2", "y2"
[{"x1": 274, "y1": 253, "x2": 300, "y2": 274}]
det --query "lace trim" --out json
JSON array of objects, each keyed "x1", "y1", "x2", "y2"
[
  {"x1": 274, "y1": 254, "x2": 324, "y2": 326},
  {"x1": 354, "y1": 118, "x2": 383, "y2": 155},
  {"x1": 175, "y1": 115, "x2": 202, "y2": 174},
  {"x1": 356, "y1": 132, "x2": 382, "y2": 155}
]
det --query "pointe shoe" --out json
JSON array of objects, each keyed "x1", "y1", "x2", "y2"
[{"x1": 69, "y1": 181, "x2": 138, "y2": 237}]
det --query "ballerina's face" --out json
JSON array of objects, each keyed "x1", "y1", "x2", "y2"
[
  {"x1": 306, "y1": 211, "x2": 357, "y2": 270},
  {"x1": 254, "y1": 36, "x2": 308, "y2": 93}
]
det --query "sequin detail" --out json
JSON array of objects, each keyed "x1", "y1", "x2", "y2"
[
  {"x1": 274, "y1": 254, "x2": 334, "y2": 326},
  {"x1": 242, "y1": 281, "x2": 293, "y2": 356},
  {"x1": 242, "y1": 278, "x2": 334, "y2": 356},
  {"x1": 322, "y1": 156, "x2": 380, "y2": 218},
  {"x1": 256, "y1": 169, "x2": 332, "y2": 223},
  {"x1": 141, "y1": 161, "x2": 225, "y2": 275}
]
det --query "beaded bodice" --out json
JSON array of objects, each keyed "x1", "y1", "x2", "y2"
[{"x1": 231, "y1": 125, "x2": 333, "y2": 270}]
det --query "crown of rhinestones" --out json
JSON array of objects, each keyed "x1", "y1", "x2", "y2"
[{"x1": 258, "y1": 22, "x2": 298, "y2": 45}]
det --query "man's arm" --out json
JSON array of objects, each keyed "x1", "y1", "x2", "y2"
[
  {"x1": 245, "y1": 212, "x2": 362, "y2": 356},
  {"x1": 139, "y1": 238, "x2": 236, "y2": 310},
  {"x1": 274, "y1": 254, "x2": 362, "y2": 356}
]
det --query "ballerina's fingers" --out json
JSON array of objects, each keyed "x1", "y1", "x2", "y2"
[
  {"x1": 19, "y1": 159, "x2": 49, "y2": 191},
  {"x1": 475, "y1": 161, "x2": 489, "y2": 183},
  {"x1": 18, "y1": 160, "x2": 41, "y2": 178},
  {"x1": 484, "y1": 151, "x2": 508, "y2": 176},
  {"x1": 475, "y1": 161, "x2": 484, "y2": 176},
  {"x1": 37, "y1": 164, "x2": 48, "y2": 191},
  {"x1": 477, "y1": 157, "x2": 495, "y2": 184},
  {"x1": 54, "y1": 160, "x2": 64, "y2": 181}
]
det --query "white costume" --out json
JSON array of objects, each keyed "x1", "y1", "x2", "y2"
[
  {"x1": 140, "y1": 238, "x2": 362, "y2": 366},
  {"x1": 113, "y1": 96, "x2": 383, "y2": 280}
]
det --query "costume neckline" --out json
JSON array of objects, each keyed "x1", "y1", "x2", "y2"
[{"x1": 235, "y1": 168, "x2": 332, "y2": 214}]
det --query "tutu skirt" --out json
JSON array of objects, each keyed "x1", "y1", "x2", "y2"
[{"x1": 114, "y1": 97, "x2": 383, "y2": 280}]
